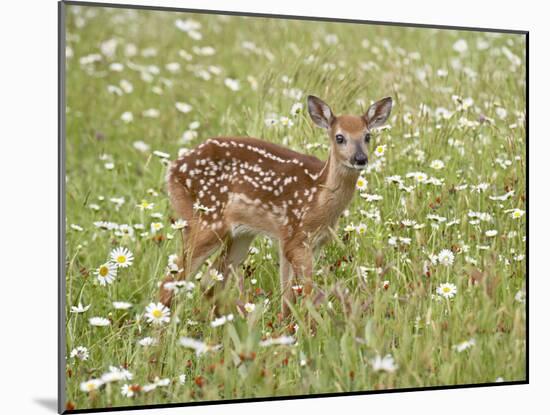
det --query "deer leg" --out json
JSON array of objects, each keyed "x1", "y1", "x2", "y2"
[
  {"x1": 282, "y1": 241, "x2": 313, "y2": 317},
  {"x1": 279, "y1": 244, "x2": 295, "y2": 317},
  {"x1": 208, "y1": 234, "x2": 255, "y2": 314},
  {"x1": 160, "y1": 228, "x2": 222, "y2": 307}
]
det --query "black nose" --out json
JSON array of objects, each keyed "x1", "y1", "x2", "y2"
[{"x1": 354, "y1": 153, "x2": 368, "y2": 166}]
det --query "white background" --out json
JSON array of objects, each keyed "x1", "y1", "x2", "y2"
[{"x1": 0, "y1": 0, "x2": 544, "y2": 413}]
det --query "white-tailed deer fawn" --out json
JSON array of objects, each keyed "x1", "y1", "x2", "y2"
[{"x1": 160, "y1": 95, "x2": 392, "y2": 316}]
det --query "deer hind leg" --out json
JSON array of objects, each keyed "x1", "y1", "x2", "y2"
[
  {"x1": 206, "y1": 233, "x2": 255, "y2": 314},
  {"x1": 159, "y1": 226, "x2": 223, "y2": 307}
]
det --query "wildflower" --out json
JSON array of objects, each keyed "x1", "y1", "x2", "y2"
[
  {"x1": 179, "y1": 337, "x2": 222, "y2": 356},
  {"x1": 120, "y1": 111, "x2": 133, "y2": 123},
  {"x1": 138, "y1": 337, "x2": 158, "y2": 347},
  {"x1": 101, "y1": 366, "x2": 133, "y2": 383},
  {"x1": 70, "y1": 302, "x2": 91, "y2": 314},
  {"x1": 515, "y1": 290, "x2": 525, "y2": 303},
  {"x1": 259, "y1": 336, "x2": 296, "y2": 347},
  {"x1": 290, "y1": 102, "x2": 303, "y2": 116},
  {"x1": 80, "y1": 379, "x2": 103, "y2": 393},
  {"x1": 244, "y1": 303, "x2": 256, "y2": 313},
  {"x1": 374, "y1": 145, "x2": 386, "y2": 157},
  {"x1": 113, "y1": 301, "x2": 132, "y2": 310},
  {"x1": 453, "y1": 39, "x2": 468, "y2": 53},
  {"x1": 70, "y1": 224, "x2": 84, "y2": 232},
  {"x1": 356, "y1": 223, "x2": 368, "y2": 235},
  {"x1": 121, "y1": 384, "x2": 136, "y2": 398},
  {"x1": 110, "y1": 247, "x2": 134, "y2": 268},
  {"x1": 133, "y1": 141, "x2": 150, "y2": 153},
  {"x1": 175, "y1": 102, "x2": 192, "y2": 113},
  {"x1": 371, "y1": 354, "x2": 398, "y2": 373},
  {"x1": 453, "y1": 338, "x2": 476, "y2": 352},
  {"x1": 485, "y1": 229, "x2": 498, "y2": 237},
  {"x1": 150, "y1": 222, "x2": 164, "y2": 234},
  {"x1": 70, "y1": 346, "x2": 89, "y2": 361},
  {"x1": 436, "y1": 282, "x2": 457, "y2": 299},
  {"x1": 356, "y1": 176, "x2": 368, "y2": 191},
  {"x1": 224, "y1": 78, "x2": 240, "y2": 91},
  {"x1": 95, "y1": 262, "x2": 117, "y2": 286},
  {"x1": 210, "y1": 314, "x2": 234, "y2": 328},
  {"x1": 89, "y1": 317, "x2": 110, "y2": 327},
  {"x1": 430, "y1": 159, "x2": 445, "y2": 170},
  {"x1": 179, "y1": 374, "x2": 187, "y2": 385},
  {"x1": 510, "y1": 208, "x2": 525, "y2": 219},
  {"x1": 153, "y1": 150, "x2": 170, "y2": 159},
  {"x1": 144, "y1": 302, "x2": 171, "y2": 326},
  {"x1": 209, "y1": 269, "x2": 224, "y2": 281},
  {"x1": 438, "y1": 249, "x2": 455, "y2": 266},
  {"x1": 279, "y1": 116, "x2": 294, "y2": 127}
]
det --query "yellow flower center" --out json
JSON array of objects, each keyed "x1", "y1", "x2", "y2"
[
  {"x1": 152, "y1": 309, "x2": 163, "y2": 318},
  {"x1": 443, "y1": 287, "x2": 451, "y2": 293},
  {"x1": 117, "y1": 255, "x2": 126, "y2": 264},
  {"x1": 86, "y1": 383, "x2": 96, "y2": 391},
  {"x1": 99, "y1": 266, "x2": 109, "y2": 277}
]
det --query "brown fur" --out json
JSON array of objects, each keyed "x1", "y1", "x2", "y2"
[{"x1": 160, "y1": 96, "x2": 392, "y2": 316}]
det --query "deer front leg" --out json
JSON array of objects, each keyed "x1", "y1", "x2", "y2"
[
  {"x1": 282, "y1": 241, "x2": 314, "y2": 317},
  {"x1": 279, "y1": 244, "x2": 295, "y2": 318}
]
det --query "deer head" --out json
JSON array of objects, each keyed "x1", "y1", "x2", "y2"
[{"x1": 307, "y1": 95, "x2": 393, "y2": 170}]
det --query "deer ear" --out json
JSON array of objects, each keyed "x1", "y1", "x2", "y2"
[
  {"x1": 364, "y1": 97, "x2": 393, "y2": 129},
  {"x1": 307, "y1": 95, "x2": 334, "y2": 129}
]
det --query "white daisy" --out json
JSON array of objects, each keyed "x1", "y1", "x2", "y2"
[
  {"x1": 95, "y1": 262, "x2": 117, "y2": 286},
  {"x1": 80, "y1": 378, "x2": 103, "y2": 392},
  {"x1": 70, "y1": 346, "x2": 89, "y2": 361},
  {"x1": 485, "y1": 229, "x2": 498, "y2": 237},
  {"x1": 171, "y1": 219, "x2": 188, "y2": 230},
  {"x1": 244, "y1": 303, "x2": 256, "y2": 313},
  {"x1": 371, "y1": 354, "x2": 398, "y2": 373},
  {"x1": 144, "y1": 302, "x2": 171, "y2": 325},
  {"x1": 150, "y1": 222, "x2": 164, "y2": 233},
  {"x1": 510, "y1": 208, "x2": 525, "y2": 219},
  {"x1": 137, "y1": 200, "x2": 154, "y2": 210},
  {"x1": 110, "y1": 247, "x2": 134, "y2": 268},
  {"x1": 113, "y1": 301, "x2": 132, "y2": 310},
  {"x1": 89, "y1": 317, "x2": 111, "y2": 327},
  {"x1": 175, "y1": 102, "x2": 192, "y2": 113},
  {"x1": 209, "y1": 269, "x2": 224, "y2": 281},
  {"x1": 70, "y1": 302, "x2": 91, "y2": 314},
  {"x1": 436, "y1": 282, "x2": 457, "y2": 299},
  {"x1": 138, "y1": 337, "x2": 158, "y2": 347},
  {"x1": 179, "y1": 374, "x2": 187, "y2": 385},
  {"x1": 453, "y1": 338, "x2": 476, "y2": 352},
  {"x1": 120, "y1": 384, "x2": 135, "y2": 398},
  {"x1": 374, "y1": 145, "x2": 386, "y2": 157},
  {"x1": 438, "y1": 249, "x2": 455, "y2": 267},
  {"x1": 430, "y1": 159, "x2": 445, "y2": 170},
  {"x1": 259, "y1": 336, "x2": 296, "y2": 347},
  {"x1": 224, "y1": 78, "x2": 240, "y2": 91},
  {"x1": 179, "y1": 337, "x2": 222, "y2": 356},
  {"x1": 356, "y1": 176, "x2": 368, "y2": 191}
]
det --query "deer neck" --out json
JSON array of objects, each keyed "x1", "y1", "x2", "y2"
[{"x1": 315, "y1": 151, "x2": 359, "y2": 224}]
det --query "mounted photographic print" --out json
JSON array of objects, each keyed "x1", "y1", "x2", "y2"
[{"x1": 59, "y1": 1, "x2": 528, "y2": 413}]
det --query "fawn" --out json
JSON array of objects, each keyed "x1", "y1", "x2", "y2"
[{"x1": 160, "y1": 95, "x2": 392, "y2": 316}]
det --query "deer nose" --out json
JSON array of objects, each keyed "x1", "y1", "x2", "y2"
[{"x1": 354, "y1": 153, "x2": 368, "y2": 166}]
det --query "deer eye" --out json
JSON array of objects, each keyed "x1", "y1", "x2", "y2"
[
  {"x1": 335, "y1": 134, "x2": 345, "y2": 144},
  {"x1": 364, "y1": 133, "x2": 371, "y2": 143}
]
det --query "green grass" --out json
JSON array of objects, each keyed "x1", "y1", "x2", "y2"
[{"x1": 63, "y1": 4, "x2": 526, "y2": 411}]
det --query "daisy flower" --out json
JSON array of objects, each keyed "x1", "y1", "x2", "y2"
[
  {"x1": 453, "y1": 338, "x2": 476, "y2": 352},
  {"x1": 436, "y1": 282, "x2": 457, "y2": 299},
  {"x1": 70, "y1": 346, "x2": 89, "y2": 361},
  {"x1": 80, "y1": 379, "x2": 103, "y2": 393},
  {"x1": 356, "y1": 176, "x2": 368, "y2": 191},
  {"x1": 210, "y1": 314, "x2": 234, "y2": 328},
  {"x1": 356, "y1": 223, "x2": 368, "y2": 235},
  {"x1": 175, "y1": 102, "x2": 192, "y2": 113},
  {"x1": 290, "y1": 102, "x2": 303, "y2": 116},
  {"x1": 179, "y1": 374, "x2": 187, "y2": 385},
  {"x1": 510, "y1": 208, "x2": 525, "y2": 219},
  {"x1": 430, "y1": 159, "x2": 445, "y2": 170},
  {"x1": 120, "y1": 111, "x2": 133, "y2": 123},
  {"x1": 138, "y1": 337, "x2": 158, "y2": 347},
  {"x1": 438, "y1": 249, "x2": 455, "y2": 266},
  {"x1": 144, "y1": 302, "x2": 171, "y2": 325},
  {"x1": 150, "y1": 222, "x2": 164, "y2": 233},
  {"x1": 374, "y1": 145, "x2": 386, "y2": 157},
  {"x1": 121, "y1": 384, "x2": 136, "y2": 398},
  {"x1": 485, "y1": 229, "x2": 498, "y2": 237},
  {"x1": 209, "y1": 269, "x2": 224, "y2": 281},
  {"x1": 259, "y1": 336, "x2": 296, "y2": 347},
  {"x1": 224, "y1": 78, "x2": 240, "y2": 91},
  {"x1": 137, "y1": 200, "x2": 154, "y2": 210},
  {"x1": 95, "y1": 262, "x2": 117, "y2": 286},
  {"x1": 70, "y1": 302, "x2": 91, "y2": 314},
  {"x1": 113, "y1": 301, "x2": 132, "y2": 310},
  {"x1": 89, "y1": 317, "x2": 111, "y2": 327},
  {"x1": 244, "y1": 303, "x2": 256, "y2": 313},
  {"x1": 110, "y1": 247, "x2": 134, "y2": 268},
  {"x1": 370, "y1": 354, "x2": 398, "y2": 373},
  {"x1": 179, "y1": 337, "x2": 222, "y2": 356},
  {"x1": 171, "y1": 219, "x2": 188, "y2": 230}
]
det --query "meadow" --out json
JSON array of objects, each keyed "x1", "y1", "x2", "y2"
[{"x1": 63, "y1": 4, "x2": 527, "y2": 411}]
